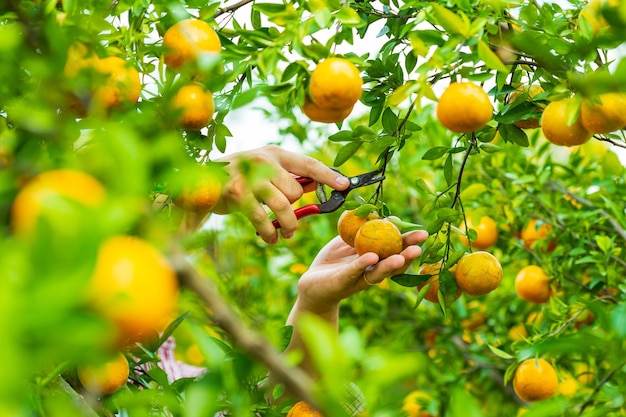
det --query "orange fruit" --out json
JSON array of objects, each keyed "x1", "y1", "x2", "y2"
[
  {"x1": 337, "y1": 209, "x2": 379, "y2": 247},
  {"x1": 91, "y1": 56, "x2": 141, "y2": 113},
  {"x1": 77, "y1": 351, "x2": 129, "y2": 395},
  {"x1": 515, "y1": 265, "x2": 552, "y2": 303},
  {"x1": 541, "y1": 98, "x2": 592, "y2": 146},
  {"x1": 172, "y1": 84, "x2": 215, "y2": 130},
  {"x1": 453, "y1": 251, "x2": 502, "y2": 296},
  {"x1": 163, "y1": 18, "x2": 221, "y2": 70},
  {"x1": 513, "y1": 358, "x2": 559, "y2": 402},
  {"x1": 520, "y1": 219, "x2": 555, "y2": 251},
  {"x1": 458, "y1": 215, "x2": 499, "y2": 250},
  {"x1": 507, "y1": 85, "x2": 545, "y2": 129},
  {"x1": 436, "y1": 82, "x2": 493, "y2": 133},
  {"x1": 174, "y1": 170, "x2": 222, "y2": 213},
  {"x1": 508, "y1": 322, "x2": 528, "y2": 341},
  {"x1": 402, "y1": 390, "x2": 435, "y2": 417},
  {"x1": 11, "y1": 169, "x2": 106, "y2": 236},
  {"x1": 301, "y1": 97, "x2": 353, "y2": 123},
  {"x1": 417, "y1": 262, "x2": 462, "y2": 304},
  {"x1": 86, "y1": 236, "x2": 179, "y2": 344},
  {"x1": 309, "y1": 57, "x2": 363, "y2": 110},
  {"x1": 63, "y1": 42, "x2": 99, "y2": 116},
  {"x1": 286, "y1": 401, "x2": 323, "y2": 417},
  {"x1": 354, "y1": 219, "x2": 403, "y2": 260},
  {"x1": 579, "y1": 92, "x2": 626, "y2": 134},
  {"x1": 574, "y1": 362, "x2": 596, "y2": 385}
]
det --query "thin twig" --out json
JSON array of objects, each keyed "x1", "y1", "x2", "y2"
[
  {"x1": 578, "y1": 361, "x2": 626, "y2": 415},
  {"x1": 214, "y1": 0, "x2": 256, "y2": 18},
  {"x1": 450, "y1": 133, "x2": 476, "y2": 209}
]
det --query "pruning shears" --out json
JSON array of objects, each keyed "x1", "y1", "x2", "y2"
[{"x1": 271, "y1": 169, "x2": 385, "y2": 230}]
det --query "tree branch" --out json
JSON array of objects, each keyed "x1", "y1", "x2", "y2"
[
  {"x1": 546, "y1": 181, "x2": 626, "y2": 241},
  {"x1": 214, "y1": 0, "x2": 255, "y2": 18},
  {"x1": 169, "y1": 251, "x2": 321, "y2": 410}
]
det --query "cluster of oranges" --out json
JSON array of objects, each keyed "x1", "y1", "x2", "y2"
[
  {"x1": 337, "y1": 209, "x2": 403, "y2": 260},
  {"x1": 63, "y1": 17, "x2": 221, "y2": 130},
  {"x1": 11, "y1": 169, "x2": 179, "y2": 396},
  {"x1": 302, "y1": 58, "x2": 363, "y2": 124}
]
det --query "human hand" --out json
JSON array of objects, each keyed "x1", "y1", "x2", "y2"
[
  {"x1": 291, "y1": 230, "x2": 429, "y2": 318},
  {"x1": 212, "y1": 145, "x2": 349, "y2": 244}
]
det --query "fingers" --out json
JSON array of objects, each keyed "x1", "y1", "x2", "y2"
[
  {"x1": 354, "y1": 231, "x2": 427, "y2": 289},
  {"x1": 271, "y1": 147, "x2": 349, "y2": 191}
]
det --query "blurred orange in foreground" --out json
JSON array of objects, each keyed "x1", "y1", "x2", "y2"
[
  {"x1": 86, "y1": 236, "x2": 179, "y2": 344},
  {"x1": 77, "y1": 351, "x2": 129, "y2": 395},
  {"x1": 11, "y1": 169, "x2": 106, "y2": 236},
  {"x1": 287, "y1": 401, "x2": 323, "y2": 417}
]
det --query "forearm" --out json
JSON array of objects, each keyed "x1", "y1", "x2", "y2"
[{"x1": 283, "y1": 298, "x2": 340, "y2": 378}]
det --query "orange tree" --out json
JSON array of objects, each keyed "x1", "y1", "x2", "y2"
[{"x1": 1, "y1": 1, "x2": 625, "y2": 416}]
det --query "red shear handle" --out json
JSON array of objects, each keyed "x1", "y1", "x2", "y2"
[{"x1": 271, "y1": 204, "x2": 322, "y2": 229}]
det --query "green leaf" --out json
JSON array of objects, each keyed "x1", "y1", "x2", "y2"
[
  {"x1": 430, "y1": 4, "x2": 470, "y2": 39},
  {"x1": 334, "y1": 141, "x2": 362, "y2": 167},
  {"x1": 444, "y1": 153, "x2": 454, "y2": 186},
  {"x1": 328, "y1": 130, "x2": 354, "y2": 142},
  {"x1": 448, "y1": 386, "x2": 483, "y2": 417},
  {"x1": 391, "y1": 273, "x2": 431, "y2": 287},
  {"x1": 479, "y1": 143, "x2": 502, "y2": 153},
  {"x1": 381, "y1": 107, "x2": 399, "y2": 133},
  {"x1": 354, "y1": 204, "x2": 378, "y2": 217},
  {"x1": 422, "y1": 146, "x2": 449, "y2": 160},
  {"x1": 595, "y1": 235, "x2": 612, "y2": 253},
  {"x1": 437, "y1": 207, "x2": 460, "y2": 223},
  {"x1": 389, "y1": 81, "x2": 419, "y2": 106},
  {"x1": 477, "y1": 38, "x2": 510, "y2": 73},
  {"x1": 335, "y1": 6, "x2": 364, "y2": 26},
  {"x1": 499, "y1": 124, "x2": 529, "y2": 147},
  {"x1": 487, "y1": 344, "x2": 515, "y2": 359}
]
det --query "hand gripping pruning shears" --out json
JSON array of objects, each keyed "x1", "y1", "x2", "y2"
[{"x1": 271, "y1": 169, "x2": 385, "y2": 230}]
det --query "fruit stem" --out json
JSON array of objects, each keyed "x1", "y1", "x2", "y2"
[{"x1": 449, "y1": 133, "x2": 476, "y2": 209}]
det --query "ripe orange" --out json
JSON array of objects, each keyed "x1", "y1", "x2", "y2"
[
  {"x1": 308, "y1": 58, "x2": 363, "y2": 110},
  {"x1": 337, "y1": 209, "x2": 379, "y2": 247},
  {"x1": 520, "y1": 219, "x2": 554, "y2": 251},
  {"x1": 508, "y1": 322, "x2": 528, "y2": 341},
  {"x1": 515, "y1": 265, "x2": 552, "y2": 303},
  {"x1": 77, "y1": 351, "x2": 129, "y2": 395},
  {"x1": 63, "y1": 42, "x2": 99, "y2": 116},
  {"x1": 286, "y1": 401, "x2": 323, "y2": 417},
  {"x1": 579, "y1": 93, "x2": 626, "y2": 134},
  {"x1": 91, "y1": 56, "x2": 141, "y2": 113},
  {"x1": 11, "y1": 169, "x2": 106, "y2": 236},
  {"x1": 402, "y1": 390, "x2": 435, "y2": 417},
  {"x1": 174, "y1": 170, "x2": 222, "y2": 213},
  {"x1": 354, "y1": 219, "x2": 403, "y2": 260},
  {"x1": 541, "y1": 98, "x2": 592, "y2": 146},
  {"x1": 171, "y1": 84, "x2": 215, "y2": 130},
  {"x1": 301, "y1": 97, "x2": 353, "y2": 123},
  {"x1": 458, "y1": 215, "x2": 499, "y2": 250},
  {"x1": 513, "y1": 358, "x2": 558, "y2": 402},
  {"x1": 417, "y1": 262, "x2": 462, "y2": 304},
  {"x1": 453, "y1": 251, "x2": 502, "y2": 296},
  {"x1": 163, "y1": 18, "x2": 221, "y2": 70},
  {"x1": 86, "y1": 235, "x2": 179, "y2": 344},
  {"x1": 436, "y1": 82, "x2": 493, "y2": 133},
  {"x1": 507, "y1": 85, "x2": 545, "y2": 129}
]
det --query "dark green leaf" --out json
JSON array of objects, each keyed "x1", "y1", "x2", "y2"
[
  {"x1": 421, "y1": 146, "x2": 449, "y2": 160},
  {"x1": 381, "y1": 107, "x2": 399, "y2": 133},
  {"x1": 499, "y1": 124, "x2": 529, "y2": 147},
  {"x1": 391, "y1": 273, "x2": 431, "y2": 287},
  {"x1": 334, "y1": 141, "x2": 362, "y2": 167},
  {"x1": 329, "y1": 130, "x2": 354, "y2": 142}
]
